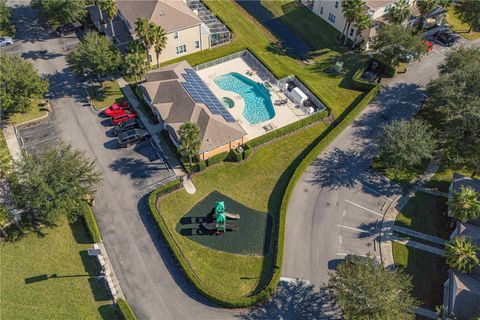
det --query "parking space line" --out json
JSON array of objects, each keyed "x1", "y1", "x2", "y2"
[
  {"x1": 355, "y1": 181, "x2": 393, "y2": 200},
  {"x1": 17, "y1": 125, "x2": 55, "y2": 137},
  {"x1": 21, "y1": 136, "x2": 58, "y2": 148},
  {"x1": 345, "y1": 200, "x2": 384, "y2": 217},
  {"x1": 337, "y1": 224, "x2": 375, "y2": 236}
]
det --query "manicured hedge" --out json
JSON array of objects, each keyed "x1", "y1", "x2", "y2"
[
  {"x1": 243, "y1": 143, "x2": 252, "y2": 159},
  {"x1": 206, "y1": 151, "x2": 228, "y2": 166},
  {"x1": 228, "y1": 148, "x2": 243, "y2": 162},
  {"x1": 155, "y1": 180, "x2": 181, "y2": 197},
  {"x1": 117, "y1": 298, "x2": 137, "y2": 320},
  {"x1": 198, "y1": 160, "x2": 207, "y2": 171},
  {"x1": 248, "y1": 110, "x2": 329, "y2": 148},
  {"x1": 351, "y1": 65, "x2": 380, "y2": 91},
  {"x1": 82, "y1": 202, "x2": 102, "y2": 243},
  {"x1": 148, "y1": 86, "x2": 379, "y2": 307}
]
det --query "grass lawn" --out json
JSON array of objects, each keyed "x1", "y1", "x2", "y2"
[
  {"x1": 162, "y1": 0, "x2": 365, "y2": 118},
  {"x1": 8, "y1": 100, "x2": 48, "y2": 126},
  {"x1": 446, "y1": 6, "x2": 480, "y2": 41},
  {"x1": 0, "y1": 218, "x2": 119, "y2": 320},
  {"x1": 87, "y1": 81, "x2": 125, "y2": 111},
  {"x1": 392, "y1": 242, "x2": 448, "y2": 310},
  {"x1": 158, "y1": 121, "x2": 328, "y2": 297},
  {"x1": 371, "y1": 157, "x2": 428, "y2": 186},
  {"x1": 395, "y1": 191, "x2": 450, "y2": 239}
]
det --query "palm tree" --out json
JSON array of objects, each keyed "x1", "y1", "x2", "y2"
[
  {"x1": 127, "y1": 39, "x2": 146, "y2": 54},
  {"x1": 445, "y1": 236, "x2": 479, "y2": 273},
  {"x1": 135, "y1": 17, "x2": 152, "y2": 61},
  {"x1": 151, "y1": 24, "x2": 167, "y2": 68},
  {"x1": 178, "y1": 122, "x2": 201, "y2": 166},
  {"x1": 99, "y1": 0, "x2": 117, "y2": 39},
  {"x1": 451, "y1": 186, "x2": 480, "y2": 222},
  {"x1": 341, "y1": 0, "x2": 364, "y2": 45},
  {"x1": 124, "y1": 50, "x2": 149, "y2": 83},
  {"x1": 352, "y1": 12, "x2": 371, "y2": 48},
  {"x1": 389, "y1": 0, "x2": 411, "y2": 24}
]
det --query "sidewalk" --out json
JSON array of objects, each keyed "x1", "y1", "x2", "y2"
[
  {"x1": 117, "y1": 78, "x2": 186, "y2": 179},
  {"x1": 2, "y1": 125, "x2": 22, "y2": 162},
  {"x1": 392, "y1": 225, "x2": 447, "y2": 246}
]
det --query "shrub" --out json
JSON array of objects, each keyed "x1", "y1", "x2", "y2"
[
  {"x1": 352, "y1": 63, "x2": 381, "y2": 91},
  {"x1": 153, "y1": 180, "x2": 181, "y2": 198},
  {"x1": 243, "y1": 143, "x2": 253, "y2": 159},
  {"x1": 248, "y1": 110, "x2": 329, "y2": 148},
  {"x1": 206, "y1": 151, "x2": 228, "y2": 167},
  {"x1": 82, "y1": 202, "x2": 101, "y2": 243},
  {"x1": 228, "y1": 148, "x2": 243, "y2": 162},
  {"x1": 198, "y1": 160, "x2": 207, "y2": 171},
  {"x1": 117, "y1": 298, "x2": 137, "y2": 320}
]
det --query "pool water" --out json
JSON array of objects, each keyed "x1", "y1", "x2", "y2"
[{"x1": 214, "y1": 72, "x2": 275, "y2": 125}]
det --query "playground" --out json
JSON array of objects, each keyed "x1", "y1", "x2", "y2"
[{"x1": 176, "y1": 191, "x2": 272, "y2": 256}]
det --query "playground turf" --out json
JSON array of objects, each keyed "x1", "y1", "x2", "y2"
[{"x1": 176, "y1": 191, "x2": 272, "y2": 256}]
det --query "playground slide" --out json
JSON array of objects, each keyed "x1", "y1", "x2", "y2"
[
  {"x1": 224, "y1": 212, "x2": 240, "y2": 220},
  {"x1": 201, "y1": 222, "x2": 238, "y2": 231}
]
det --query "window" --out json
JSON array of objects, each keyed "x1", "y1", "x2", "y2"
[
  {"x1": 320, "y1": 6, "x2": 323, "y2": 14},
  {"x1": 335, "y1": 1, "x2": 339, "y2": 8},
  {"x1": 350, "y1": 27, "x2": 354, "y2": 36},
  {"x1": 173, "y1": 31, "x2": 179, "y2": 39},
  {"x1": 328, "y1": 13, "x2": 336, "y2": 23},
  {"x1": 194, "y1": 40, "x2": 200, "y2": 49},
  {"x1": 176, "y1": 44, "x2": 187, "y2": 55}
]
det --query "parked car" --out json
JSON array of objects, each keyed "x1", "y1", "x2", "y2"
[
  {"x1": 0, "y1": 37, "x2": 14, "y2": 46},
  {"x1": 104, "y1": 101, "x2": 130, "y2": 117},
  {"x1": 432, "y1": 29, "x2": 456, "y2": 46},
  {"x1": 113, "y1": 118, "x2": 139, "y2": 136},
  {"x1": 423, "y1": 39, "x2": 433, "y2": 52},
  {"x1": 117, "y1": 129, "x2": 149, "y2": 147},
  {"x1": 111, "y1": 111, "x2": 137, "y2": 125},
  {"x1": 55, "y1": 22, "x2": 83, "y2": 36}
]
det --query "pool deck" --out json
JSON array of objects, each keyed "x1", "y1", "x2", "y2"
[{"x1": 197, "y1": 56, "x2": 307, "y2": 140}]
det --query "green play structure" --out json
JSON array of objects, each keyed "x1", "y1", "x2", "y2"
[{"x1": 202, "y1": 201, "x2": 240, "y2": 233}]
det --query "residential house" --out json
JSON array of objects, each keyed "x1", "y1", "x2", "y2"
[
  {"x1": 88, "y1": 0, "x2": 230, "y2": 65},
  {"x1": 138, "y1": 61, "x2": 246, "y2": 161},
  {"x1": 306, "y1": 0, "x2": 414, "y2": 48},
  {"x1": 443, "y1": 174, "x2": 480, "y2": 319}
]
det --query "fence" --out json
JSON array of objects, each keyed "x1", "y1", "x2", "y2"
[{"x1": 195, "y1": 49, "x2": 327, "y2": 113}]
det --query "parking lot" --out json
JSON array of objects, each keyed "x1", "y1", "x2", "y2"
[{"x1": 16, "y1": 116, "x2": 59, "y2": 154}]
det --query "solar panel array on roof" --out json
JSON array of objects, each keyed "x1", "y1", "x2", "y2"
[{"x1": 181, "y1": 69, "x2": 236, "y2": 123}]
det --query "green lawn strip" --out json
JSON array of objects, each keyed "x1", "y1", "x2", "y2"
[
  {"x1": 82, "y1": 202, "x2": 102, "y2": 243},
  {"x1": 87, "y1": 80, "x2": 125, "y2": 111},
  {"x1": 392, "y1": 242, "x2": 448, "y2": 310},
  {"x1": 395, "y1": 191, "x2": 450, "y2": 239},
  {"x1": 0, "y1": 217, "x2": 119, "y2": 319},
  {"x1": 161, "y1": 0, "x2": 365, "y2": 118},
  {"x1": 424, "y1": 167, "x2": 473, "y2": 193},
  {"x1": 8, "y1": 99, "x2": 48, "y2": 126},
  {"x1": 116, "y1": 299, "x2": 137, "y2": 320},
  {"x1": 446, "y1": 6, "x2": 480, "y2": 41},
  {"x1": 151, "y1": 86, "x2": 378, "y2": 306},
  {"x1": 392, "y1": 231, "x2": 445, "y2": 248}
]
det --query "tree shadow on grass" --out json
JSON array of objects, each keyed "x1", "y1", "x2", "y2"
[{"x1": 238, "y1": 280, "x2": 339, "y2": 320}]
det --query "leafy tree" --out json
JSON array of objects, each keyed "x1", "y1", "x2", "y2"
[
  {"x1": 352, "y1": 12, "x2": 371, "y2": 48},
  {"x1": 389, "y1": 0, "x2": 411, "y2": 24},
  {"x1": 451, "y1": 186, "x2": 480, "y2": 222},
  {"x1": 454, "y1": 0, "x2": 480, "y2": 33},
  {"x1": 379, "y1": 119, "x2": 436, "y2": 172},
  {"x1": 99, "y1": 0, "x2": 117, "y2": 38},
  {"x1": 0, "y1": 0, "x2": 11, "y2": 30},
  {"x1": 67, "y1": 31, "x2": 121, "y2": 85},
  {"x1": 373, "y1": 24, "x2": 427, "y2": 67},
  {"x1": 327, "y1": 255, "x2": 418, "y2": 319},
  {"x1": 341, "y1": 0, "x2": 364, "y2": 45},
  {"x1": 417, "y1": 0, "x2": 438, "y2": 16},
  {"x1": 178, "y1": 122, "x2": 201, "y2": 166},
  {"x1": 124, "y1": 50, "x2": 149, "y2": 83},
  {"x1": 445, "y1": 236, "x2": 479, "y2": 273},
  {"x1": 32, "y1": 0, "x2": 86, "y2": 28},
  {"x1": 152, "y1": 24, "x2": 167, "y2": 68},
  {"x1": 14, "y1": 143, "x2": 101, "y2": 228},
  {"x1": 0, "y1": 53, "x2": 48, "y2": 115},
  {"x1": 438, "y1": 47, "x2": 480, "y2": 75}
]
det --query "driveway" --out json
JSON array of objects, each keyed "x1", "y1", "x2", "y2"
[{"x1": 6, "y1": 3, "x2": 239, "y2": 319}]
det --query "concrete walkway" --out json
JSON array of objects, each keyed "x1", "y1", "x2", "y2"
[
  {"x1": 418, "y1": 186, "x2": 449, "y2": 198},
  {"x1": 392, "y1": 225, "x2": 447, "y2": 246},
  {"x1": 2, "y1": 125, "x2": 22, "y2": 162},
  {"x1": 183, "y1": 178, "x2": 196, "y2": 194},
  {"x1": 117, "y1": 78, "x2": 186, "y2": 179},
  {"x1": 391, "y1": 235, "x2": 445, "y2": 256}
]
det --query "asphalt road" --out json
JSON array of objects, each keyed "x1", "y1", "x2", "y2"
[
  {"x1": 282, "y1": 33, "x2": 480, "y2": 286},
  {"x1": 5, "y1": 3, "x2": 239, "y2": 319}
]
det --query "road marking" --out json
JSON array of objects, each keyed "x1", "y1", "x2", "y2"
[
  {"x1": 342, "y1": 210, "x2": 347, "y2": 218},
  {"x1": 21, "y1": 135, "x2": 58, "y2": 148},
  {"x1": 345, "y1": 200, "x2": 384, "y2": 217},
  {"x1": 280, "y1": 277, "x2": 311, "y2": 284},
  {"x1": 355, "y1": 181, "x2": 393, "y2": 200},
  {"x1": 339, "y1": 235, "x2": 342, "y2": 245},
  {"x1": 17, "y1": 124, "x2": 55, "y2": 137},
  {"x1": 337, "y1": 224, "x2": 376, "y2": 236}
]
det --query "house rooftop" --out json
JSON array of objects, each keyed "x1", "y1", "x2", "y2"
[
  {"x1": 451, "y1": 271, "x2": 480, "y2": 319},
  {"x1": 116, "y1": 0, "x2": 202, "y2": 33},
  {"x1": 140, "y1": 61, "x2": 246, "y2": 154},
  {"x1": 364, "y1": 0, "x2": 395, "y2": 10}
]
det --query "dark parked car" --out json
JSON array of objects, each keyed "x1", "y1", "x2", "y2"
[
  {"x1": 113, "y1": 118, "x2": 139, "y2": 136},
  {"x1": 117, "y1": 129, "x2": 149, "y2": 147},
  {"x1": 56, "y1": 22, "x2": 83, "y2": 36},
  {"x1": 432, "y1": 29, "x2": 457, "y2": 46}
]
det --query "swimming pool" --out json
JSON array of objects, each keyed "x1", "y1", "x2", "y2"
[{"x1": 214, "y1": 72, "x2": 275, "y2": 125}]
